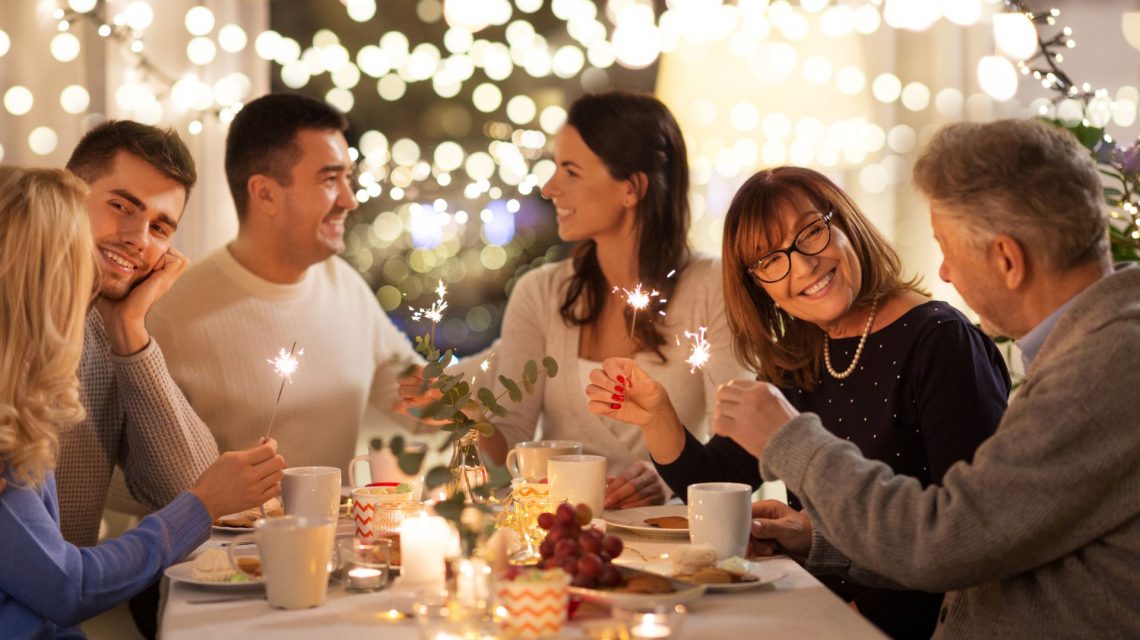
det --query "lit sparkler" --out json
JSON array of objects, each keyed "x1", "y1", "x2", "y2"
[
  {"x1": 410, "y1": 280, "x2": 449, "y2": 343},
  {"x1": 615, "y1": 283, "x2": 660, "y2": 358},
  {"x1": 264, "y1": 342, "x2": 303, "y2": 439},
  {"x1": 683, "y1": 326, "x2": 711, "y2": 373}
]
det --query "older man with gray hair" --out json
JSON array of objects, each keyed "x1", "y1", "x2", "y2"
[{"x1": 715, "y1": 118, "x2": 1140, "y2": 639}]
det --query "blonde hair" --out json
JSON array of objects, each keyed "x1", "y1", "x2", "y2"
[
  {"x1": 0, "y1": 167, "x2": 95, "y2": 488},
  {"x1": 722, "y1": 167, "x2": 924, "y2": 390}
]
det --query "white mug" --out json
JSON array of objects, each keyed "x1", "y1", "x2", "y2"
[
  {"x1": 281, "y1": 466, "x2": 341, "y2": 520},
  {"x1": 505, "y1": 440, "x2": 583, "y2": 480},
  {"x1": 230, "y1": 516, "x2": 337, "y2": 609},
  {"x1": 687, "y1": 482, "x2": 752, "y2": 560},
  {"x1": 349, "y1": 442, "x2": 427, "y2": 499},
  {"x1": 547, "y1": 454, "x2": 607, "y2": 516}
]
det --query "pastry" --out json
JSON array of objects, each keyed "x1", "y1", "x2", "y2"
[
  {"x1": 643, "y1": 516, "x2": 688, "y2": 529},
  {"x1": 618, "y1": 573, "x2": 675, "y2": 594}
]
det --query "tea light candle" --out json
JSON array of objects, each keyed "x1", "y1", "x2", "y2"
[
  {"x1": 454, "y1": 558, "x2": 492, "y2": 606},
  {"x1": 400, "y1": 516, "x2": 450, "y2": 586},
  {"x1": 629, "y1": 613, "x2": 671, "y2": 639},
  {"x1": 346, "y1": 566, "x2": 384, "y2": 591}
]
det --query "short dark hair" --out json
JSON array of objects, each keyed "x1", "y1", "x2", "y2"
[
  {"x1": 66, "y1": 120, "x2": 197, "y2": 198},
  {"x1": 225, "y1": 93, "x2": 349, "y2": 219}
]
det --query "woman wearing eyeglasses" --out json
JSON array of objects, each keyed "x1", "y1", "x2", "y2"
[{"x1": 586, "y1": 166, "x2": 1010, "y2": 639}]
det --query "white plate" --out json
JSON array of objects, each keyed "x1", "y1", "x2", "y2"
[
  {"x1": 164, "y1": 560, "x2": 264, "y2": 589},
  {"x1": 568, "y1": 566, "x2": 706, "y2": 608},
  {"x1": 603, "y1": 505, "x2": 690, "y2": 538},
  {"x1": 621, "y1": 559, "x2": 787, "y2": 593}
]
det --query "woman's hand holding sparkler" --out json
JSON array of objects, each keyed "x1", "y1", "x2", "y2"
[
  {"x1": 585, "y1": 357, "x2": 688, "y2": 465},
  {"x1": 189, "y1": 438, "x2": 286, "y2": 521}
]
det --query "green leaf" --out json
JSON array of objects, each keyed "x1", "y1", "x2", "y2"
[
  {"x1": 542, "y1": 356, "x2": 559, "y2": 377},
  {"x1": 499, "y1": 375, "x2": 523, "y2": 403},
  {"x1": 369, "y1": 437, "x2": 384, "y2": 452},
  {"x1": 432, "y1": 494, "x2": 466, "y2": 521},
  {"x1": 398, "y1": 452, "x2": 424, "y2": 475},
  {"x1": 411, "y1": 399, "x2": 446, "y2": 420},
  {"x1": 477, "y1": 387, "x2": 498, "y2": 411},
  {"x1": 423, "y1": 361, "x2": 443, "y2": 379},
  {"x1": 425, "y1": 466, "x2": 453, "y2": 489},
  {"x1": 455, "y1": 381, "x2": 470, "y2": 398},
  {"x1": 389, "y1": 435, "x2": 404, "y2": 456},
  {"x1": 475, "y1": 422, "x2": 496, "y2": 437},
  {"x1": 439, "y1": 349, "x2": 454, "y2": 369},
  {"x1": 523, "y1": 377, "x2": 534, "y2": 395},
  {"x1": 523, "y1": 360, "x2": 538, "y2": 384},
  {"x1": 486, "y1": 464, "x2": 512, "y2": 489},
  {"x1": 490, "y1": 402, "x2": 509, "y2": 418}
]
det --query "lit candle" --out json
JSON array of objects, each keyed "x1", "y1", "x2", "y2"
[
  {"x1": 630, "y1": 613, "x2": 672, "y2": 639},
  {"x1": 454, "y1": 558, "x2": 491, "y2": 606},
  {"x1": 346, "y1": 566, "x2": 384, "y2": 591},
  {"x1": 400, "y1": 516, "x2": 450, "y2": 586}
]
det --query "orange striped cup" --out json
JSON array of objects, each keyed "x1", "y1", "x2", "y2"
[{"x1": 496, "y1": 570, "x2": 570, "y2": 638}]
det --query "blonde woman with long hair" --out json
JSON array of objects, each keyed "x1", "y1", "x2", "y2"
[{"x1": 0, "y1": 167, "x2": 285, "y2": 639}]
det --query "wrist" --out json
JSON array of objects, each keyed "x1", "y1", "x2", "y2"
[
  {"x1": 187, "y1": 488, "x2": 220, "y2": 521},
  {"x1": 103, "y1": 313, "x2": 151, "y2": 356}
]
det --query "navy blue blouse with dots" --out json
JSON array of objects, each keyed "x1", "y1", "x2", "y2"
[{"x1": 656, "y1": 301, "x2": 1010, "y2": 640}]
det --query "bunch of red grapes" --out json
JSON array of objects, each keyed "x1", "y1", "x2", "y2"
[{"x1": 536, "y1": 503, "x2": 624, "y2": 588}]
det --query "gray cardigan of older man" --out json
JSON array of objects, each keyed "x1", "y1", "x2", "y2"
[{"x1": 760, "y1": 264, "x2": 1140, "y2": 639}]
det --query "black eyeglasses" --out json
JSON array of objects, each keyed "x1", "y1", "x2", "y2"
[{"x1": 747, "y1": 211, "x2": 834, "y2": 283}]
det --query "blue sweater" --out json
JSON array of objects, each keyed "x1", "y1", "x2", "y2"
[{"x1": 0, "y1": 469, "x2": 211, "y2": 639}]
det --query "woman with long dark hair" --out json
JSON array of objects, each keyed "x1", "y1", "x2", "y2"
[{"x1": 478, "y1": 91, "x2": 751, "y2": 508}]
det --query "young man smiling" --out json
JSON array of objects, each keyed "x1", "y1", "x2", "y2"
[
  {"x1": 56, "y1": 121, "x2": 219, "y2": 548},
  {"x1": 149, "y1": 93, "x2": 422, "y2": 478}
]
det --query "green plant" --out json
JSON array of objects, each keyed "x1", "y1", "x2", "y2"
[{"x1": 393, "y1": 281, "x2": 559, "y2": 553}]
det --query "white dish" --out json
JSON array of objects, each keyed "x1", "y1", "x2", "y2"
[
  {"x1": 603, "y1": 505, "x2": 690, "y2": 538},
  {"x1": 164, "y1": 560, "x2": 264, "y2": 589},
  {"x1": 621, "y1": 558, "x2": 787, "y2": 592},
  {"x1": 568, "y1": 566, "x2": 706, "y2": 608}
]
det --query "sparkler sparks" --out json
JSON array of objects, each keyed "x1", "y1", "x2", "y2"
[
  {"x1": 410, "y1": 280, "x2": 448, "y2": 324},
  {"x1": 264, "y1": 342, "x2": 303, "y2": 439},
  {"x1": 614, "y1": 283, "x2": 663, "y2": 358},
  {"x1": 683, "y1": 327, "x2": 711, "y2": 373}
]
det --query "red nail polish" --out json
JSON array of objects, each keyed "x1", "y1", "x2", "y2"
[
  {"x1": 611, "y1": 393, "x2": 624, "y2": 401},
  {"x1": 616, "y1": 375, "x2": 625, "y2": 383},
  {"x1": 614, "y1": 385, "x2": 625, "y2": 393},
  {"x1": 610, "y1": 403, "x2": 621, "y2": 410}
]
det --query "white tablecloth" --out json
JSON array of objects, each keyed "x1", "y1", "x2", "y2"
[{"x1": 159, "y1": 529, "x2": 886, "y2": 639}]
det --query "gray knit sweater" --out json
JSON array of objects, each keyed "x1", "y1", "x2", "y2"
[
  {"x1": 55, "y1": 309, "x2": 219, "y2": 546},
  {"x1": 761, "y1": 264, "x2": 1140, "y2": 639}
]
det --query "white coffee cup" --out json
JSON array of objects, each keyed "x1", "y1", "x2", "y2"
[
  {"x1": 281, "y1": 466, "x2": 341, "y2": 520},
  {"x1": 505, "y1": 440, "x2": 583, "y2": 480},
  {"x1": 687, "y1": 482, "x2": 752, "y2": 559},
  {"x1": 230, "y1": 516, "x2": 337, "y2": 610},
  {"x1": 547, "y1": 454, "x2": 606, "y2": 516},
  {"x1": 349, "y1": 443, "x2": 427, "y2": 499}
]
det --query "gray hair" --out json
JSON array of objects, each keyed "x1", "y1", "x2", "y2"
[{"x1": 913, "y1": 119, "x2": 1108, "y2": 270}]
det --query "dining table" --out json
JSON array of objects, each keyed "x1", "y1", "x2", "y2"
[{"x1": 159, "y1": 517, "x2": 888, "y2": 640}]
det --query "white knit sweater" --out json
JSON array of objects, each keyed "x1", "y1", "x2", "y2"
[{"x1": 148, "y1": 247, "x2": 422, "y2": 476}]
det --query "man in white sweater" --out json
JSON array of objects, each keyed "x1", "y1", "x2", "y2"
[{"x1": 149, "y1": 94, "x2": 422, "y2": 477}]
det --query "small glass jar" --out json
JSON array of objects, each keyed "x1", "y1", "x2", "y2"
[
  {"x1": 612, "y1": 604, "x2": 688, "y2": 639},
  {"x1": 373, "y1": 501, "x2": 426, "y2": 535}
]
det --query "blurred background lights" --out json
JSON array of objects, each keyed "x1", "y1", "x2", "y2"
[
  {"x1": 992, "y1": 12, "x2": 1038, "y2": 61},
  {"x1": 60, "y1": 85, "x2": 90, "y2": 114},
  {"x1": 28, "y1": 127, "x2": 59, "y2": 156},
  {"x1": 184, "y1": 6, "x2": 215, "y2": 36},
  {"x1": 872, "y1": 73, "x2": 902, "y2": 103},
  {"x1": 68, "y1": 0, "x2": 97, "y2": 12},
  {"x1": 187, "y1": 37, "x2": 217, "y2": 65},
  {"x1": 4, "y1": 86, "x2": 33, "y2": 116},
  {"x1": 50, "y1": 32, "x2": 81, "y2": 62},
  {"x1": 977, "y1": 55, "x2": 1019, "y2": 101},
  {"x1": 122, "y1": 1, "x2": 156, "y2": 31},
  {"x1": 218, "y1": 24, "x2": 248, "y2": 53}
]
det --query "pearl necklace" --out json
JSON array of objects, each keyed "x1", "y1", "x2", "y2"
[{"x1": 823, "y1": 300, "x2": 879, "y2": 380}]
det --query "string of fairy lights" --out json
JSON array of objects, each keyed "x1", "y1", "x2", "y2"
[{"x1": 1, "y1": 0, "x2": 1138, "y2": 344}]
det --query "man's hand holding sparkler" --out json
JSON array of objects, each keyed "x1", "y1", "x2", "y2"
[
  {"x1": 189, "y1": 437, "x2": 286, "y2": 521},
  {"x1": 392, "y1": 364, "x2": 449, "y2": 427}
]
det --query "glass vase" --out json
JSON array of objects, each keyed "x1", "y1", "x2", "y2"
[{"x1": 447, "y1": 428, "x2": 488, "y2": 503}]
